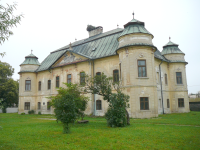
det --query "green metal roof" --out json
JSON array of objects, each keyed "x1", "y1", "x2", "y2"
[
  {"x1": 34, "y1": 27, "x2": 186, "y2": 72},
  {"x1": 21, "y1": 53, "x2": 40, "y2": 66},
  {"x1": 118, "y1": 17, "x2": 153, "y2": 39},
  {"x1": 36, "y1": 50, "x2": 66, "y2": 72},
  {"x1": 161, "y1": 41, "x2": 184, "y2": 55}
]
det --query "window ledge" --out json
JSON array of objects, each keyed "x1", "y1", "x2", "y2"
[
  {"x1": 24, "y1": 91, "x2": 31, "y2": 92},
  {"x1": 136, "y1": 77, "x2": 149, "y2": 79},
  {"x1": 140, "y1": 110, "x2": 151, "y2": 112},
  {"x1": 176, "y1": 84, "x2": 184, "y2": 86}
]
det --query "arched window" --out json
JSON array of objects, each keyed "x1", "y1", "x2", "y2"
[
  {"x1": 96, "y1": 100, "x2": 102, "y2": 110},
  {"x1": 113, "y1": 69, "x2": 119, "y2": 82},
  {"x1": 96, "y1": 72, "x2": 101, "y2": 76}
]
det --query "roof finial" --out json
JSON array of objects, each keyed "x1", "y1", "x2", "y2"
[
  {"x1": 69, "y1": 42, "x2": 72, "y2": 50},
  {"x1": 75, "y1": 38, "x2": 77, "y2": 41},
  {"x1": 169, "y1": 36, "x2": 171, "y2": 41},
  {"x1": 132, "y1": 11, "x2": 134, "y2": 19},
  {"x1": 117, "y1": 24, "x2": 119, "y2": 28},
  {"x1": 31, "y1": 50, "x2": 33, "y2": 54}
]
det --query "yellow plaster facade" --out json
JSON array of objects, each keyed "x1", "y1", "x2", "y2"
[{"x1": 18, "y1": 15, "x2": 189, "y2": 118}]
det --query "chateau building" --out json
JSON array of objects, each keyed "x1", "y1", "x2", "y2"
[{"x1": 18, "y1": 13, "x2": 190, "y2": 118}]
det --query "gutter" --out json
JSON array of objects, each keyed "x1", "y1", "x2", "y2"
[{"x1": 159, "y1": 60, "x2": 164, "y2": 114}]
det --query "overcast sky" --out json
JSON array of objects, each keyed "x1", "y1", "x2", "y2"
[{"x1": 1, "y1": 0, "x2": 200, "y2": 94}]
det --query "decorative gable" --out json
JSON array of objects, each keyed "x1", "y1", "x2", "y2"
[{"x1": 53, "y1": 51, "x2": 88, "y2": 67}]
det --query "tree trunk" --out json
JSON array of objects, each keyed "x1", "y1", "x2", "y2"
[{"x1": 126, "y1": 109, "x2": 130, "y2": 125}]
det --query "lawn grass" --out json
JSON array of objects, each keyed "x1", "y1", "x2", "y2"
[{"x1": 0, "y1": 112, "x2": 200, "y2": 150}]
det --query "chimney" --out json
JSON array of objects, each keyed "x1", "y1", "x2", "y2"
[{"x1": 87, "y1": 25, "x2": 103, "y2": 37}]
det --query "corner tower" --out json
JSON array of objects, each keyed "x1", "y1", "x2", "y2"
[
  {"x1": 161, "y1": 40, "x2": 189, "y2": 113},
  {"x1": 116, "y1": 13, "x2": 158, "y2": 118},
  {"x1": 18, "y1": 52, "x2": 40, "y2": 114}
]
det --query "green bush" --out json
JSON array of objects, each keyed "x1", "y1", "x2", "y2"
[
  {"x1": 28, "y1": 110, "x2": 35, "y2": 114},
  {"x1": 38, "y1": 111, "x2": 41, "y2": 115},
  {"x1": 21, "y1": 112, "x2": 25, "y2": 115},
  {"x1": 105, "y1": 92, "x2": 129, "y2": 127}
]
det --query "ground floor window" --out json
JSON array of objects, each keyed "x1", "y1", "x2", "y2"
[
  {"x1": 167, "y1": 99, "x2": 170, "y2": 108},
  {"x1": 96, "y1": 100, "x2": 102, "y2": 110},
  {"x1": 178, "y1": 98, "x2": 184, "y2": 107},
  {"x1": 47, "y1": 102, "x2": 51, "y2": 110},
  {"x1": 38, "y1": 102, "x2": 41, "y2": 110},
  {"x1": 140, "y1": 97, "x2": 149, "y2": 110},
  {"x1": 24, "y1": 102, "x2": 30, "y2": 110}
]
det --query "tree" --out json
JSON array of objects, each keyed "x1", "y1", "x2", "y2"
[
  {"x1": 0, "y1": 2, "x2": 23, "y2": 57},
  {"x1": 83, "y1": 73, "x2": 130, "y2": 127},
  {"x1": 0, "y1": 62, "x2": 18, "y2": 112},
  {"x1": 48, "y1": 83, "x2": 89, "y2": 133}
]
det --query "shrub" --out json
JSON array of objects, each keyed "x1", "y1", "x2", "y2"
[
  {"x1": 21, "y1": 112, "x2": 25, "y2": 115},
  {"x1": 28, "y1": 110, "x2": 35, "y2": 114},
  {"x1": 38, "y1": 111, "x2": 41, "y2": 115}
]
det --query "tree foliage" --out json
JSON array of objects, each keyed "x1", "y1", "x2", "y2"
[
  {"x1": 84, "y1": 73, "x2": 130, "y2": 127},
  {"x1": 0, "y1": 2, "x2": 23, "y2": 44},
  {"x1": 48, "y1": 83, "x2": 89, "y2": 133},
  {"x1": 0, "y1": 62, "x2": 18, "y2": 110}
]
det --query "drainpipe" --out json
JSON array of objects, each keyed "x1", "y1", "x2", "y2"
[
  {"x1": 93, "y1": 60, "x2": 96, "y2": 116},
  {"x1": 159, "y1": 60, "x2": 164, "y2": 114}
]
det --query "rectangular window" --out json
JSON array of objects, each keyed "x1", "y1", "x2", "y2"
[
  {"x1": 176, "y1": 72, "x2": 182, "y2": 84},
  {"x1": 178, "y1": 98, "x2": 184, "y2": 107},
  {"x1": 119, "y1": 63, "x2": 121, "y2": 80},
  {"x1": 67, "y1": 74, "x2": 71, "y2": 83},
  {"x1": 96, "y1": 100, "x2": 102, "y2": 110},
  {"x1": 24, "y1": 102, "x2": 30, "y2": 110},
  {"x1": 113, "y1": 70, "x2": 119, "y2": 82},
  {"x1": 167, "y1": 99, "x2": 170, "y2": 108},
  {"x1": 56, "y1": 76, "x2": 59, "y2": 88},
  {"x1": 138, "y1": 60, "x2": 147, "y2": 77},
  {"x1": 140, "y1": 97, "x2": 149, "y2": 110},
  {"x1": 25, "y1": 80, "x2": 31, "y2": 91},
  {"x1": 47, "y1": 102, "x2": 51, "y2": 110},
  {"x1": 48, "y1": 80, "x2": 51, "y2": 90},
  {"x1": 38, "y1": 102, "x2": 41, "y2": 110},
  {"x1": 38, "y1": 81, "x2": 41, "y2": 91},
  {"x1": 80, "y1": 72, "x2": 85, "y2": 85},
  {"x1": 165, "y1": 74, "x2": 168, "y2": 85}
]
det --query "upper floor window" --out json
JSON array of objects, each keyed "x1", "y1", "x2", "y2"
[
  {"x1": 38, "y1": 81, "x2": 41, "y2": 91},
  {"x1": 178, "y1": 98, "x2": 184, "y2": 107},
  {"x1": 96, "y1": 100, "x2": 102, "y2": 110},
  {"x1": 113, "y1": 69, "x2": 119, "y2": 82},
  {"x1": 80, "y1": 72, "x2": 85, "y2": 85},
  {"x1": 67, "y1": 74, "x2": 71, "y2": 83},
  {"x1": 38, "y1": 102, "x2": 41, "y2": 110},
  {"x1": 119, "y1": 63, "x2": 121, "y2": 80},
  {"x1": 167, "y1": 99, "x2": 170, "y2": 108},
  {"x1": 25, "y1": 80, "x2": 31, "y2": 91},
  {"x1": 24, "y1": 102, "x2": 30, "y2": 110},
  {"x1": 48, "y1": 80, "x2": 51, "y2": 90},
  {"x1": 140, "y1": 97, "x2": 149, "y2": 110},
  {"x1": 138, "y1": 60, "x2": 147, "y2": 77},
  {"x1": 56, "y1": 76, "x2": 59, "y2": 88},
  {"x1": 96, "y1": 72, "x2": 101, "y2": 76},
  {"x1": 165, "y1": 74, "x2": 168, "y2": 85},
  {"x1": 176, "y1": 72, "x2": 182, "y2": 84}
]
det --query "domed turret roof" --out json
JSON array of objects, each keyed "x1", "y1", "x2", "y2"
[
  {"x1": 21, "y1": 52, "x2": 40, "y2": 65},
  {"x1": 161, "y1": 40, "x2": 184, "y2": 55},
  {"x1": 118, "y1": 13, "x2": 153, "y2": 39}
]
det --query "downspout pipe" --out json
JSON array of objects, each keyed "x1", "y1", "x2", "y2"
[
  {"x1": 159, "y1": 60, "x2": 164, "y2": 114},
  {"x1": 93, "y1": 60, "x2": 96, "y2": 116}
]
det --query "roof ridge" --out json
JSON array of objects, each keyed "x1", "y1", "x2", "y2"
[{"x1": 51, "y1": 28, "x2": 124, "y2": 53}]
